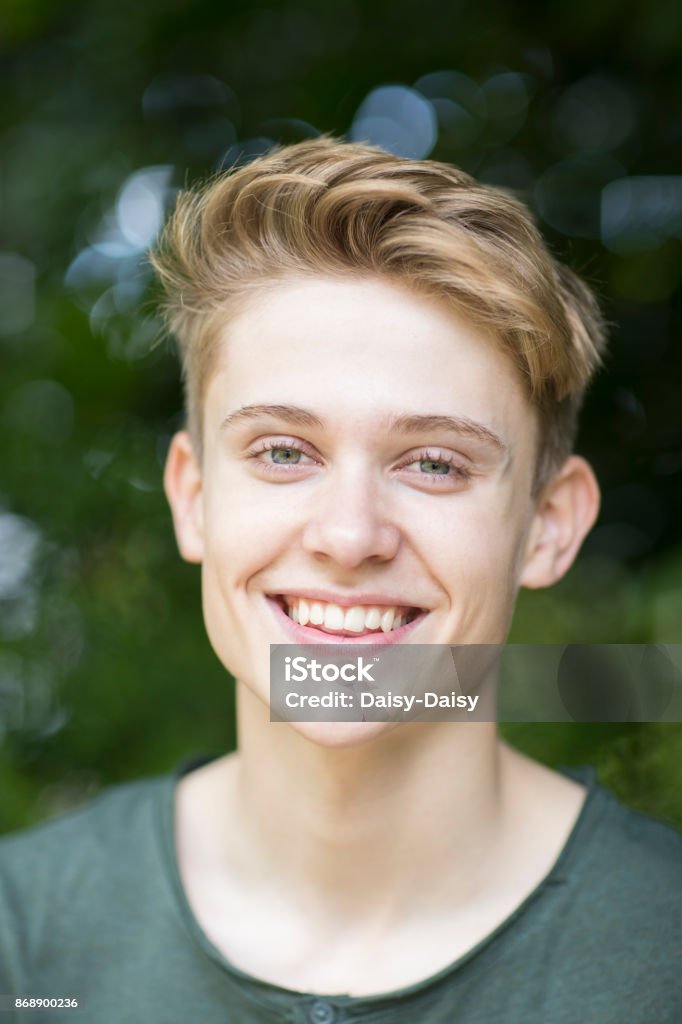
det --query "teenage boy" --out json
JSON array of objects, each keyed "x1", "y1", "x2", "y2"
[{"x1": 1, "y1": 138, "x2": 680, "y2": 1023}]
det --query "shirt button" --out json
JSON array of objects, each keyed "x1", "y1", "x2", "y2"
[{"x1": 309, "y1": 1000, "x2": 336, "y2": 1024}]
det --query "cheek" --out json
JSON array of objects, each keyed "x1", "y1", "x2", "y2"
[
  {"x1": 202, "y1": 468, "x2": 299, "y2": 585},
  {"x1": 417, "y1": 488, "x2": 526, "y2": 635},
  {"x1": 426, "y1": 488, "x2": 522, "y2": 575},
  {"x1": 198, "y1": 480, "x2": 276, "y2": 687}
]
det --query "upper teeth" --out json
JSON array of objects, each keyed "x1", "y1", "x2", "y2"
[{"x1": 283, "y1": 597, "x2": 414, "y2": 633}]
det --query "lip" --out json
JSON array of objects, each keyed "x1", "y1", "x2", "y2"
[
  {"x1": 266, "y1": 595, "x2": 428, "y2": 646},
  {"x1": 269, "y1": 588, "x2": 427, "y2": 611}
]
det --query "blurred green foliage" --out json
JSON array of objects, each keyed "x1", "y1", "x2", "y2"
[{"x1": 1, "y1": 0, "x2": 681, "y2": 833}]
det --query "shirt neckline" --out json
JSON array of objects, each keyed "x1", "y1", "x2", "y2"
[{"x1": 157, "y1": 755, "x2": 606, "y2": 1011}]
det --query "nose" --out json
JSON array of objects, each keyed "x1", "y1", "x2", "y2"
[{"x1": 300, "y1": 463, "x2": 401, "y2": 570}]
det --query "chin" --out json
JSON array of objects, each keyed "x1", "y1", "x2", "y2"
[{"x1": 281, "y1": 719, "x2": 402, "y2": 749}]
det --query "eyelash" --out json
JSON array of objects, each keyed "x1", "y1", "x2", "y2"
[
  {"x1": 403, "y1": 449, "x2": 473, "y2": 485},
  {"x1": 247, "y1": 438, "x2": 473, "y2": 487}
]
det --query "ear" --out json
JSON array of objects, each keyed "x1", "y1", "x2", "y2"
[
  {"x1": 519, "y1": 455, "x2": 600, "y2": 590},
  {"x1": 163, "y1": 431, "x2": 204, "y2": 564}
]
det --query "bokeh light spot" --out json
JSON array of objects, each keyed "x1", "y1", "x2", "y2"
[{"x1": 350, "y1": 85, "x2": 437, "y2": 159}]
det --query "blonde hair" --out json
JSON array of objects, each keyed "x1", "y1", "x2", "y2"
[{"x1": 150, "y1": 136, "x2": 606, "y2": 491}]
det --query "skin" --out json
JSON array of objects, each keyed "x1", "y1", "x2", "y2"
[{"x1": 164, "y1": 276, "x2": 600, "y2": 994}]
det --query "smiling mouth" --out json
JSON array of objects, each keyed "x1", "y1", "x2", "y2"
[{"x1": 270, "y1": 595, "x2": 423, "y2": 637}]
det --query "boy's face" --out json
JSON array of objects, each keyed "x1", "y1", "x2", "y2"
[{"x1": 165, "y1": 276, "x2": 593, "y2": 741}]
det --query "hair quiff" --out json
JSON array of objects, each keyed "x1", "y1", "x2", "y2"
[{"x1": 150, "y1": 136, "x2": 606, "y2": 491}]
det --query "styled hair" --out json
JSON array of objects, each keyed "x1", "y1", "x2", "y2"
[{"x1": 150, "y1": 136, "x2": 606, "y2": 492}]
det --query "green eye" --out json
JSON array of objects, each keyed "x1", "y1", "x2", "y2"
[
  {"x1": 419, "y1": 458, "x2": 450, "y2": 475},
  {"x1": 271, "y1": 447, "x2": 302, "y2": 464}
]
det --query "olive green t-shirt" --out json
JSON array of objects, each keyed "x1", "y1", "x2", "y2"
[{"x1": 0, "y1": 760, "x2": 680, "y2": 1023}]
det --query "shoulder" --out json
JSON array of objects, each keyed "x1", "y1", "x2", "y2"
[
  {"x1": 554, "y1": 781, "x2": 682, "y2": 966},
  {"x1": 0, "y1": 773, "x2": 169, "y2": 880},
  {"x1": 0, "y1": 774, "x2": 172, "y2": 985},
  {"x1": 579, "y1": 783, "x2": 682, "y2": 890}
]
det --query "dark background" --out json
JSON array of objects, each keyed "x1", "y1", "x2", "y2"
[{"x1": 1, "y1": 0, "x2": 681, "y2": 831}]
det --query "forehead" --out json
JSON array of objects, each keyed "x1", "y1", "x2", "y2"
[{"x1": 204, "y1": 276, "x2": 536, "y2": 453}]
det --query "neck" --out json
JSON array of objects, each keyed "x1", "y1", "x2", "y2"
[{"x1": 226, "y1": 685, "x2": 507, "y2": 918}]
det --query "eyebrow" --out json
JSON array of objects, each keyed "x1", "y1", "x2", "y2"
[
  {"x1": 220, "y1": 403, "x2": 508, "y2": 454},
  {"x1": 391, "y1": 413, "x2": 507, "y2": 453}
]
